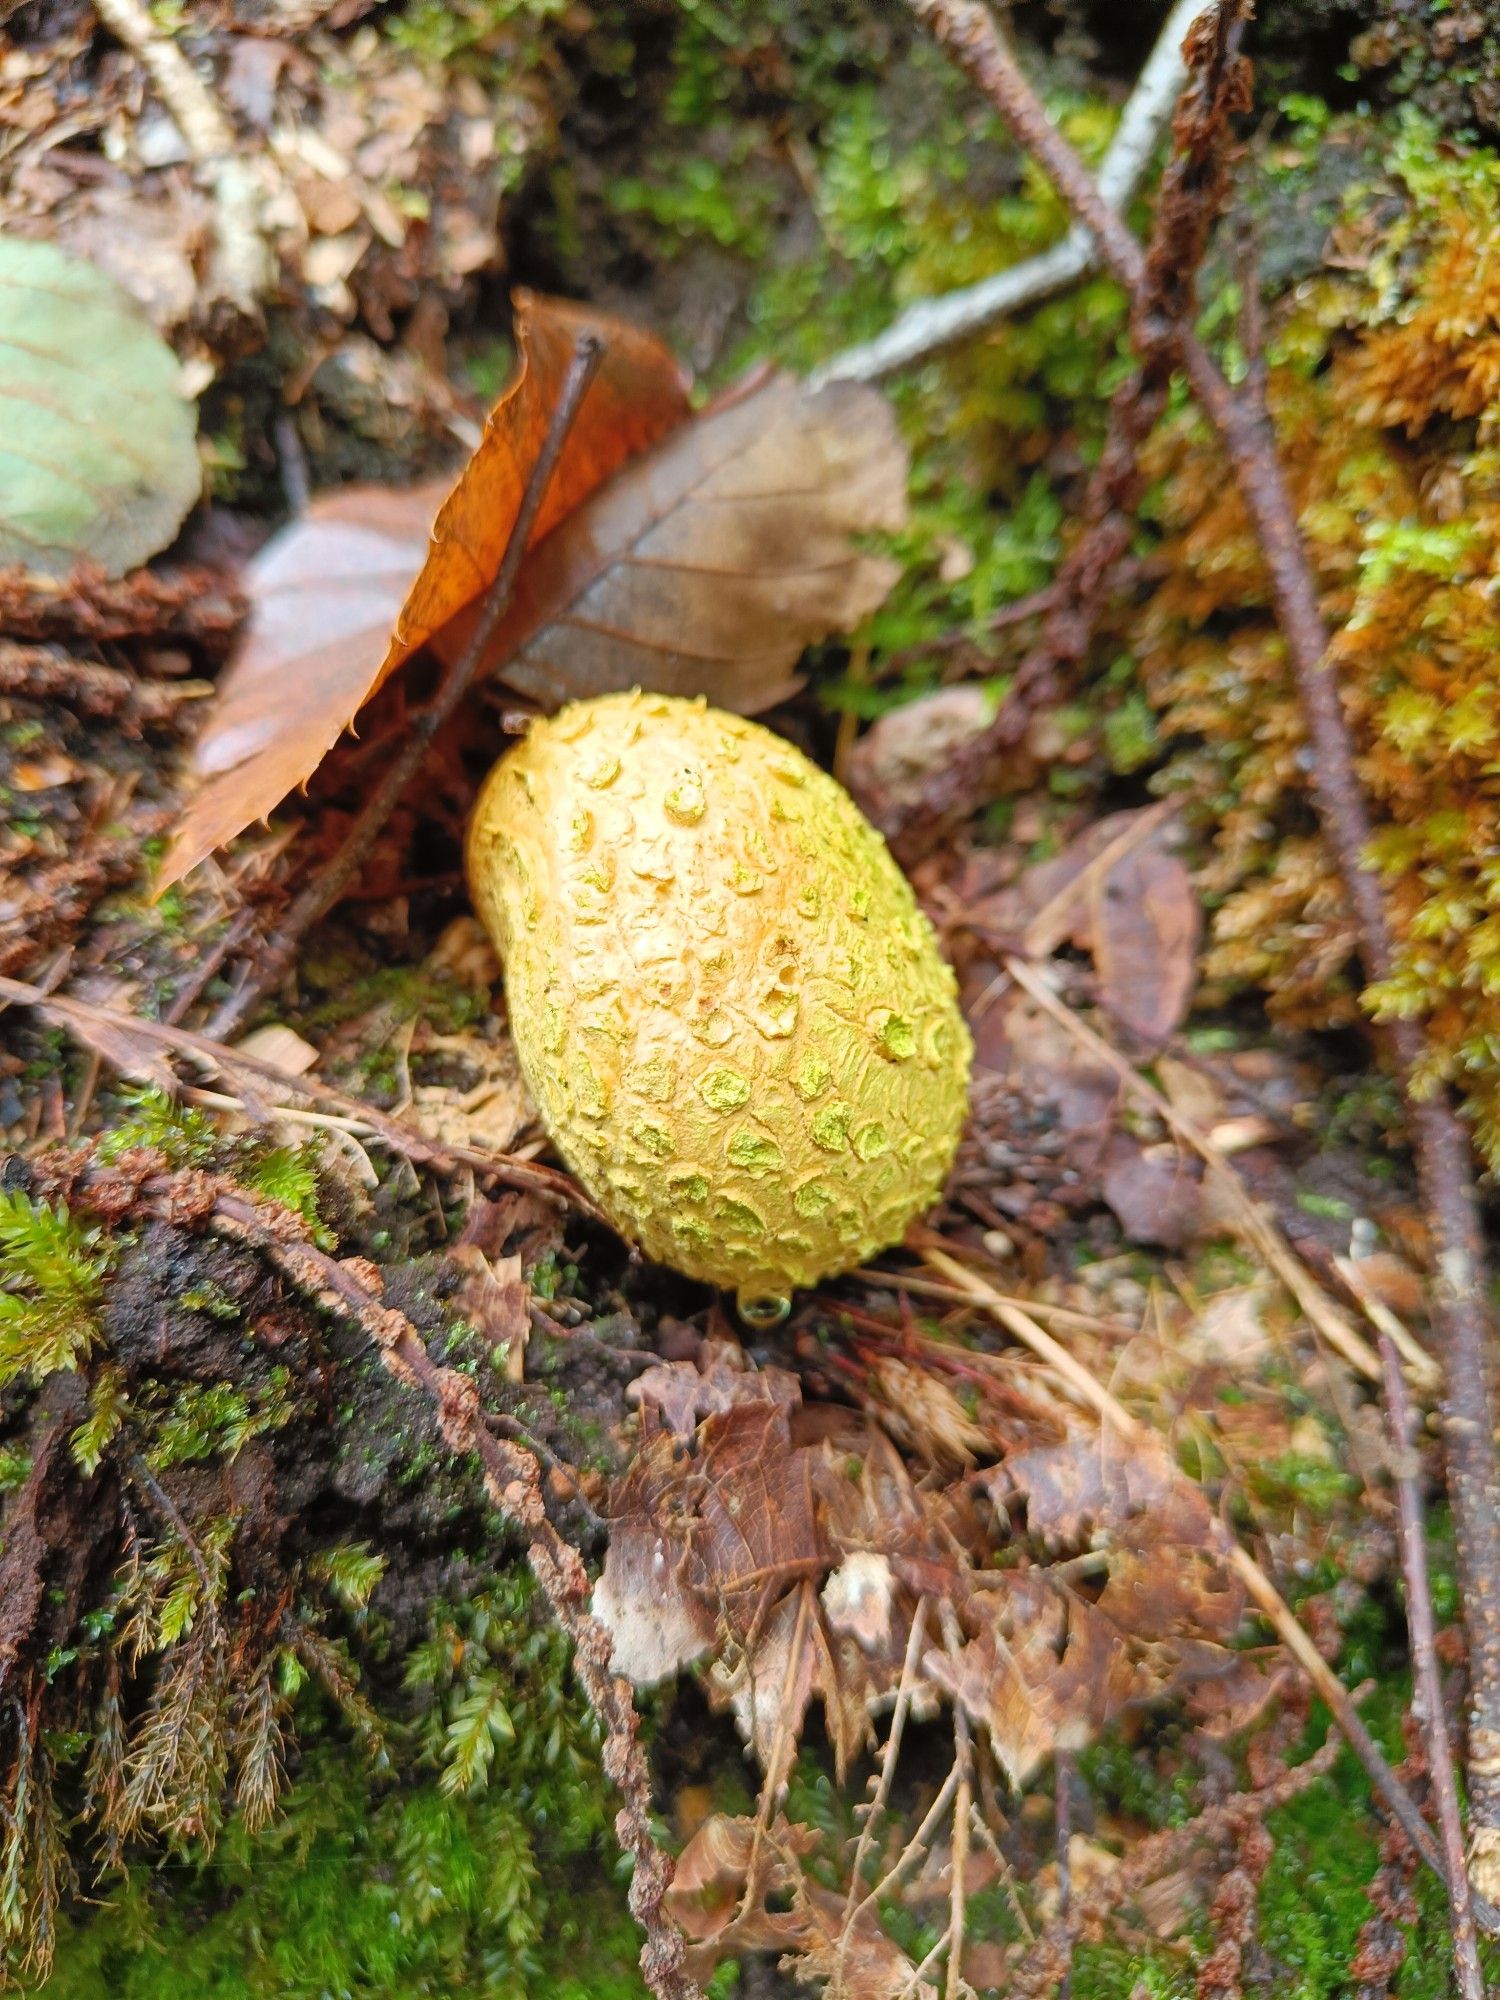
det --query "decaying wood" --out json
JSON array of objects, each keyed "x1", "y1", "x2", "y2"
[{"x1": 205, "y1": 1182, "x2": 702, "y2": 2000}]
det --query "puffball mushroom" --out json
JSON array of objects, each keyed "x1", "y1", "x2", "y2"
[{"x1": 466, "y1": 691, "x2": 972, "y2": 1320}]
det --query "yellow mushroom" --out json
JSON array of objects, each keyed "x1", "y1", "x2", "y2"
[{"x1": 466, "y1": 691, "x2": 971, "y2": 1320}]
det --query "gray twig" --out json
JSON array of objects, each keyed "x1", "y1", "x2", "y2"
[{"x1": 812, "y1": 0, "x2": 1216, "y2": 388}]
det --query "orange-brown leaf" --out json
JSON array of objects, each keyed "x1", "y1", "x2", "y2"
[
  {"x1": 160, "y1": 292, "x2": 690, "y2": 887},
  {"x1": 384, "y1": 290, "x2": 693, "y2": 678}
]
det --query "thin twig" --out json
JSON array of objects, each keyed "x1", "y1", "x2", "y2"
[
  {"x1": 939, "y1": 1604, "x2": 974, "y2": 2000},
  {"x1": 903, "y1": 0, "x2": 1500, "y2": 1879},
  {"x1": 1002, "y1": 957, "x2": 1424, "y2": 1391},
  {"x1": 839, "y1": 1596, "x2": 930, "y2": 1943},
  {"x1": 1054, "y1": 1747, "x2": 1074, "y2": 2000},
  {"x1": 1010, "y1": 1741, "x2": 1340, "y2": 1989},
  {"x1": 205, "y1": 1182, "x2": 699, "y2": 2000},
  {"x1": 206, "y1": 333, "x2": 606, "y2": 1040},
  {"x1": 869, "y1": 5, "x2": 1247, "y2": 859},
  {"x1": 1379, "y1": 1330, "x2": 1484, "y2": 2000},
  {"x1": 811, "y1": 0, "x2": 1216, "y2": 387},
  {"x1": 846, "y1": 1760, "x2": 964, "y2": 1942}
]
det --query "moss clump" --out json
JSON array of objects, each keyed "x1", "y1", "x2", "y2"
[
  {"x1": 1133, "y1": 118, "x2": 1500, "y2": 1160},
  {"x1": 43, "y1": 1581, "x2": 644, "y2": 2000},
  {"x1": 0, "y1": 1188, "x2": 112, "y2": 1394}
]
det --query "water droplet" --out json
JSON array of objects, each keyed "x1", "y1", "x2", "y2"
[{"x1": 737, "y1": 1291, "x2": 791, "y2": 1329}]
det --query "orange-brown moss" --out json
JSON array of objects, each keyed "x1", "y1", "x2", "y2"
[{"x1": 1134, "y1": 143, "x2": 1500, "y2": 1159}]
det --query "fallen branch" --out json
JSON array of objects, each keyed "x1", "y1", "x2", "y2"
[
  {"x1": 204, "y1": 332, "x2": 605, "y2": 1041},
  {"x1": 812, "y1": 0, "x2": 1217, "y2": 388},
  {"x1": 0, "y1": 566, "x2": 243, "y2": 648},
  {"x1": 867, "y1": 6, "x2": 1249, "y2": 859},
  {"x1": 204, "y1": 1182, "x2": 700, "y2": 2000},
  {"x1": 905, "y1": 0, "x2": 1500, "y2": 1893}
]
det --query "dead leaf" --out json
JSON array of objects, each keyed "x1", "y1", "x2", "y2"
[
  {"x1": 928, "y1": 1572, "x2": 1143, "y2": 1785},
  {"x1": 596, "y1": 1356, "x2": 1244, "y2": 1800},
  {"x1": 449, "y1": 1246, "x2": 528, "y2": 1383},
  {"x1": 0, "y1": 236, "x2": 201, "y2": 579},
  {"x1": 1018, "y1": 808, "x2": 1201, "y2": 1048},
  {"x1": 1100, "y1": 1133, "x2": 1203, "y2": 1248},
  {"x1": 162, "y1": 293, "x2": 907, "y2": 888},
  {"x1": 863, "y1": 1352, "x2": 992, "y2": 1468},
  {"x1": 440, "y1": 369, "x2": 906, "y2": 712},
  {"x1": 406, "y1": 1029, "x2": 533, "y2": 1157},
  {"x1": 629, "y1": 1341, "x2": 801, "y2": 1438},
  {"x1": 161, "y1": 292, "x2": 690, "y2": 886},
  {"x1": 594, "y1": 1373, "x2": 950, "y2": 1776},
  {"x1": 667, "y1": 1812, "x2": 937, "y2": 2000}
]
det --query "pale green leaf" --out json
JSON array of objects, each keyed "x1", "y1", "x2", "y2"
[{"x1": 0, "y1": 235, "x2": 200, "y2": 577}]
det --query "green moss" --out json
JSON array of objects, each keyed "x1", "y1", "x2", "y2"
[
  {"x1": 0, "y1": 1188, "x2": 113, "y2": 1394},
  {"x1": 97, "y1": 1087, "x2": 218, "y2": 1167},
  {"x1": 43, "y1": 1577, "x2": 644, "y2": 2000},
  {"x1": 613, "y1": 148, "x2": 775, "y2": 260},
  {"x1": 137, "y1": 1369, "x2": 303, "y2": 1474},
  {"x1": 384, "y1": 0, "x2": 569, "y2": 71}
]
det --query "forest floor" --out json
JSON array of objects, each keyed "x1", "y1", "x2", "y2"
[{"x1": 4, "y1": 2, "x2": 1500, "y2": 1997}]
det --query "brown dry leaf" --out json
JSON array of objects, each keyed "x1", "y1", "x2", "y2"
[
  {"x1": 928, "y1": 1572, "x2": 1144, "y2": 1786},
  {"x1": 161, "y1": 292, "x2": 691, "y2": 886},
  {"x1": 163, "y1": 294, "x2": 908, "y2": 887},
  {"x1": 405, "y1": 1029, "x2": 533, "y2": 1157},
  {"x1": 437, "y1": 369, "x2": 906, "y2": 710},
  {"x1": 628, "y1": 1339, "x2": 801, "y2": 1437},
  {"x1": 667, "y1": 1813, "x2": 937, "y2": 2000},
  {"x1": 1020, "y1": 807, "x2": 1201, "y2": 1048},
  {"x1": 932, "y1": 1427, "x2": 1246, "y2": 1780},
  {"x1": 1100, "y1": 1132, "x2": 1204, "y2": 1248},
  {"x1": 449, "y1": 1246, "x2": 527, "y2": 1380},
  {"x1": 596, "y1": 1355, "x2": 1245, "y2": 1797},
  {"x1": 593, "y1": 1370, "x2": 952, "y2": 1777}
]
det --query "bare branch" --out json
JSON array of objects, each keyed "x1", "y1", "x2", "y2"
[
  {"x1": 813, "y1": 0, "x2": 1217, "y2": 387},
  {"x1": 1379, "y1": 1332, "x2": 1485, "y2": 1999},
  {"x1": 205, "y1": 1183, "x2": 700, "y2": 2000}
]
